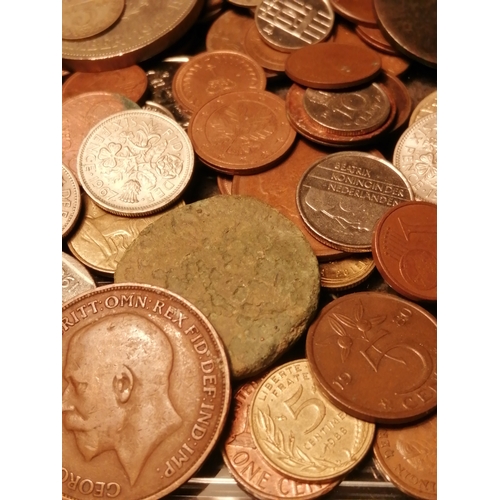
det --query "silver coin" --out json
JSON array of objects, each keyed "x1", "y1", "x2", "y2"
[
  {"x1": 62, "y1": 164, "x2": 81, "y2": 238},
  {"x1": 62, "y1": 252, "x2": 96, "y2": 304},
  {"x1": 143, "y1": 100, "x2": 176, "y2": 120}
]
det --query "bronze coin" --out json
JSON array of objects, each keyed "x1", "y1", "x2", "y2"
[
  {"x1": 355, "y1": 25, "x2": 399, "y2": 55},
  {"x1": 329, "y1": 0, "x2": 378, "y2": 27},
  {"x1": 306, "y1": 291, "x2": 437, "y2": 424},
  {"x1": 62, "y1": 164, "x2": 81, "y2": 238},
  {"x1": 205, "y1": 8, "x2": 254, "y2": 53},
  {"x1": 372, "y1": 201, "x2": 437, "y2": 302},
  {"x1": 62, "y1": 283, "x2": 231, "y2": 500},
  {"x1": 285, "y1": 43, "x2": 381, "y2": 90}
]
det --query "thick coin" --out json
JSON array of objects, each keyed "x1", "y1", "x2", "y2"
[
  {"x1": 329, "y1": 0, "x2": 378, "y2": 27},
  {"x1": 409, "y1": 90, "x2": 437, "y2": 126},
  {"x1": 206, "y1": 8, "x2": 254, "y2": 53},
  {"x1": 62, "y1": 283, "x2": 231, "y2": 500},
  {"x1": 319, "y1": 255, "x2": 375, "y2": 290},
  {"x1": 373, "y1": 413, "x2": 437, "y2": 500},
  {"x1": 306, "y1": 292, "x2": 437, "y2": 423},
  {"x1": 372, "y1": 201, "x2": 437, "y2": 301},
  {"x1": 77, "y1": 109, "x2": 194, "y2": 216},
  {"x1": 62, "y1": 252, "x2": 96, "y2": 304},
  {"x1": 63, "y1": 164, "x2": 81, "y2": 238},
  {"x1": 296, "y1": 152, "x2": 413, "y2": 252},
  {"x1": 115, "y1": 195, "x2": 320, "y2": 380},
  {"x1": 244, "y1": 22, "x2": 290, "y2": 72},
  {"x1": 250, "y1": 360, "x2": 375, "y2": 481}
]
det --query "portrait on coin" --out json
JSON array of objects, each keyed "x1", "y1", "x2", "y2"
[{"x1": 62, "y1": 312, "x2": 182, "y2": 486}]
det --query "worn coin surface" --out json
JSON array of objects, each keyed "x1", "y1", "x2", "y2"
[
  {"x1": 306, "y1": 292, "x2": 437, "y2": 423},
  {"x1": 296, "y1": 152, "x2": 413, "y2": 252},
  {"x1": 409, "y1": 90, "x2": 437, "y2": 126},
  {"x1": 62, "y1": 164, "x2": 81, "y2": 238},
  {"x1": 62, "y1": 252, "x2": 96, "y2": 304},
  {"x1": 250, "y1": 360, "x2": 376, "y2": 481},
  {"x1": 319, "y1": 255, "x2": 375, "y2": 290},
  {"x1": 115, "y1": 195, "x2": 320, "y2": 380},
  {"x1": 62, "y1": 283, "x2": 231, "y2": 500},
  {"x1": 77, "y1": 109, "x2": 194, "y2": 216}
]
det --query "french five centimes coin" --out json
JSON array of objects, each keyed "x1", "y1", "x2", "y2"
[
  {"x1": 222, "y1": 378, "x2": 340, "y2": 499},
  {"x1": 372, "y1": 201, "x2": 437, "y2": 302},
  {"x1": 302, "y1": 83, "x2": 391, "y2": 136},
  {"x1": 373, "y1": 412, "x2": 437, "y2": 500},
  {"x1": 393, "y1": 113, "x2": 437, "y2": 204},
  {"x1": 114, "y1": 195, "x2": 320, "y2": 380},
  {"x1": 329, "y1": 0, "x2": 378, "y2": 27},
  {"x1": 286, "y1": 43, "x2": 381, "y2": 90},
  {"x1": 250, "y1": 360, "x2": 376, "y2": 481},
  {"x1": 296, "y1": 152, "x2": 413, "y2": 252},
  {"x1": 306, "y1": 291, "x2": 437, "y2": 424},
  {"x1": 77, "y1": 109, "x2": 194, "y2": 216},
  {"x1": 205, "y1": 8, "x2": 254, "y2": 53},
  {"x1": 62, "y1": 283, "x2": 231, "y2": 500},
  {"x1": 188, "y1": 90, "x2": 296, "y2": 175},
  {"x1": 63, "y1": 164, "x2": 81, "y2": 238},
  {"x1": 255, "y1": 0, "x2": 334, "y2": 52},
  {"x1": 62, "y1": 252, "x2": 96, "y2": 304},
  {"x1": 62, "y1": 0, "x2": 204, "y2": 72},
  {"x1": 62, "y1": 0, "x2": 125, "y2": 40},
  {"x1": 172, "y1": 51, "x2": 267, "y2": 115},
  {"x1": 409, "y1": 90, "x2": 437, "y2": 126},
  {"x1": 319, "y1": 255, "x2": 375, "y2": 290}
]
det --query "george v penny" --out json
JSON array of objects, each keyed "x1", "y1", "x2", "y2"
[
  {"x1": 306, "y1": 291, "x2": 437, "y2": 424},
  {"x1": 62, "y1": 164, "x2": 81, "y2": 238},
  {"x1": 62, "y1": 252, "x2": 96, "y2": 305},
  {"x1": 62, "y1": 283, "x2": 231, "y2": 500}
]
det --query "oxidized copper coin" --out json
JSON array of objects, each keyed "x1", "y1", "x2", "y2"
[
  {"x1": 244, "y1": 22, "x2": 290, "y2": 72},
  {"x1": 296, "y1": 151, "x2": 413, "y2": 252},
  {"x1": 62, "y1": 66, "x2": 148, "y2": 103},
  {"x1": 329, "y1": 0, "x2": 378, "y2": 27},
  {"x1": 372, "y1": 201, "x2": 437, "y2": 302},
  {"x1": 188, "y1": 90, "x2": 296, "y2": 175},
  {"x1": 77, "y1": 109, "x2": 195, "y2": 216},
  {"x1": 62, "y1": 252, "x2": 96, "y2": 304},
  {"x1": 355, "y1": 25, "x2": 398, "y2": 55},
  {"x1": 172, "y1": 51, "x2": 267, "y2": 114},
  {"x1": 306, "y1": 291, "x2": 437, "y2": 423},
  {"x1": 114, "y1": 195, "x2": 320, "y2": 380},
  {"x1": 409, "y1": 90, "x2": 437, "y2": 126},
  {"x1": 319, "y1": 255, "x2": 375, "y2": 290},
  {"x1": 62, "y1": 283, "x2": 231, "y2": 500},
  {"x1": 285, "y1": 43, "x2": 381, "y2": 89},
  {"x1": 63, "y1": 164, "x2": 81, "y2": 238},
  {"x1": 223, "y1": 378, "x2": 340, "y2": 499},
  {"x1": 373, "y1": 413, "x2": 437, "y2": 499},
  {"x1": 377, "y1": 71, "x2": 412, "y2": 135},
  {"x1": 206, "y1": 8, "x2": 254, "y2": 53}
]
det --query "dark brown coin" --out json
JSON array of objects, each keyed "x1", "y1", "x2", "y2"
[
  {"x1": 374, "y1": 413, "x2": 437, "y2": 500},
  {"x1": 306, "y1": 291, "x2": 437, "y2": 424},
  {"x1": 329, "y1": 0, "x2": 378, "y2": 27},
  {"x1": 372, "y1": 201, "x2": 437, "y2": 302},
  {"x1": 285, "y1": 43, "x2": 381, "y2": 89},
  {"x1": 355, "y1": 25, "x2": 398, "y2": 55},
  {"x1": 62, "y1": 283, "x2": 231, "y2": 500}
]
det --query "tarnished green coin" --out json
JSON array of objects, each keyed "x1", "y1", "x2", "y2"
[{"x1": 115, "y1": 195, "x2": 320, "y2": 380}]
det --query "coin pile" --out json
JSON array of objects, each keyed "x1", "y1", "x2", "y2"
[{"x1": 62, "y1": 0, "x2": 437, "y2": 498}]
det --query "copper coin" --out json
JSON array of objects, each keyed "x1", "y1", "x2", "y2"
[
  {"x1": 244, "y1": 22, "x2": 290, "y2": 72},
  {"x1": 222, "y1": 379, "x2": 340, "y2": 499},
  {"x1": 172, "y1": 51, "x2": 267, "y2": 114},
  {"x1": 188, "y1": 90, "x2": 296, "y2": 175},
  {"x1": 62, "y1": 252, "x2": 96, "y2": 304},
  {"x1": 372, "y1": 201, "x2": 437, "y2": 302},
  {"x1": 62, "y1": 164, "x2": 81, "y2": 238},
  {"x1": 373, "y1": 0, "x2": 437, "y2": 68},
  {"x1": 62, "y1": 283, "x2": 231, "y2": 500},
  {"x1": 319, "y1": 255, "x2": 375, "y2": 290},
  {"x1": 377, "y1": 71, "x2": 412, "y2": 135},
  {"x1": 355, "y1": 25, "x2": 398, "y2": 55},
  {"x1": 285, "y1": 43, "x2": 381, "y2": 89},
  {"x1": 306, "y1": 291, "x2": 437, "y2": 423},
  {"x1": 62, "y1": 66, "x2": 148, "y2": 103},
  {"x1": 206, "y1": 8, "x2": 254, "y2": 53},
  {"x1": 329, "y1": 0, "x2": 378, "y2": 27},
  {"x1": 373, "y1": 413, "x2": 437, "y2": 499}
]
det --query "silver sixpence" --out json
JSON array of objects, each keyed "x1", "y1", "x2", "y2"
[
  {"x1": 296, "y1": 152, "x2": 413, "y2": 252},
  {"x1": 62, "y1": 252, "x2": 96, "y2": 304},
  {"x1": 77, "y1": 109, "x2": 194, "y2": 217},
  {"x1": 62, "y1": 164, "x2": 81, "y2": 237}
]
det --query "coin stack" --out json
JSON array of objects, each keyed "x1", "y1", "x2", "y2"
[{"x1": 62, "y1": 0, "x2": 437, "y2": 498}]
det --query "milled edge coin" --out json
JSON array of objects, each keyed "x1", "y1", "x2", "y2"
[{"x1": 62, "y1": 164, "x2": 81, "y2": 238}]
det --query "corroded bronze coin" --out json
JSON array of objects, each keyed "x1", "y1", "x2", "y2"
[
  {"x1": 372, "y1": 201, "x2": 437, "y2": 301},
  {"x1": 115, "y1": 195, "x2": 320, "y2": 380},
  {"x1": 296, "y1": 151, "x2": 413, "y2": 252},
  {"x1": 62, "y1": 164, "x2": 81, "y2": 238},
  {"x1": 62, "y1": 252, "x2": 96, "y2": 304},
  {"x1": 409, "y1": 90, "x2": 437, "y2": 126},
  {"x1": 319, "y1": 255, "x2": 375, "y2": 290},
  {"x1": 244, "y1": 22, "x2": 290, "y2": 72},
  {"x1": 373, "y1": 413, "x2": 437, "y2": 500},
  {"x1": 306, "y1": 292, "x2": 437, "y2": 423},
  {"x1": 62, "y1": 284, "x2": 231, "y2": 500},
  {"x1": 329, "y1": 0, "x2": 378, "y2": 27},
  {"x1": 250, "y1": 360, "x2": 376, "y2": 481}
]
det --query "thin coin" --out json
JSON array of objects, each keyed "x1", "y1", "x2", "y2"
[
  {"x1": 319, "y1": 255, "x2": 375, "y2": 290},
  {"x1": 77, "y1": 109, "x2": 195, "y2": 216},
  {"x1": 62, "y1": 283, "x2": 231, "y2": 500},
  {"x1": 244, "y1": 22, "x2": 290, "y2": 72},
  {"x1": 306, "y1": 291, "x2": 437, "y2": 423},
  {"x1": 355, "y1": 25, "x2": 398, "y2": 55},
  {"x1": 393, "y1": 113, "x2": 437, "y2": 204},
  {"x1": 216, "y1": 174, "x2": 233, "y2": 195},
  {"x1": 285, "y1": 43, "x2": 381, "y2": 90},
  {"x1": 296, "y1": 151, "x2": 413, "y2": 252},
  {"x1": 114, "y1": 195, "x2": 320, "y2": 380},
  {"x1": 62, "y1": 252, "x2": 96, "y2": 304},
  {"x1": 222, "y1": 378, "x2": 341, "y2": 499},
  {"x1": 409, "y1": 90, "x2": 437, "y2": 126},
  {"x1": 255, "y1": 0, "x2": 335, "y2": 52},
  {"x1": 206, "y1": 8, "x2": 254, "y2": 53},
  {"x1": 372, "y1": 201, "x2": 437, "y2": 301},
  {"x1": 373, "y1": 413, "x2": 437, "y2": 500},
  {"x1": 62, "y1": 164, "x2": 81, "y2": 238},
  {"x1": 377, "y1": 71, "x2": 412, "y2": 135},
  {"x1": 189, "y1": 90, "x2": 296, "y2": 175},
  {"x1": 329, "y1": 0, "x2": 378, "y2": 27},
  {"x1": 250, "y1": 360, "x2": 376, "y2": 481}
]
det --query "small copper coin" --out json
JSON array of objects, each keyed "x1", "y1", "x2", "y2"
[
  {"x1": 189, "y1": 90, "x2": 296, "y2": 175},
  {"x1": 329, "y1": 0, "x2": 378, "y2": 27},
  {"x1": 355, "y1": 25, "x2": 398, "y2": 55},
  {"x1": 62, "y1": 66, "x2": 148, "y2": 103},
  {"x1": 409, "y1": 90, "x2": 437, "y2": 126},
  {"x1": 62, "y1": 164, "x2": 81, "y2": 238},
  {"x1": 62, "y1": 252, "x2": 96, "y2": 304},
  {"x1": 306, "y1": 291, "x2": 437, "y2": 423},
  {"x1": 62, "y1": 283, "x2": 231, "y2": 500},
  {"x1": 372, "y1": 201, "x2": 437, "y2": 301},
  {"x1": 373, "y1": 413, "x2": 437, "y2": 500},
  {"x1": 206, "y1": 8, "x2": 254, "y2": 53},
  {"x1": 285, "y1": 43, "x2": 381, "y2": 89},
  {"x1": 319, "y1": 255, "x2": 375, "y2": 290},
  {"x1": 244, "y1": 22, "x2": 290, "y2": 72}
]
